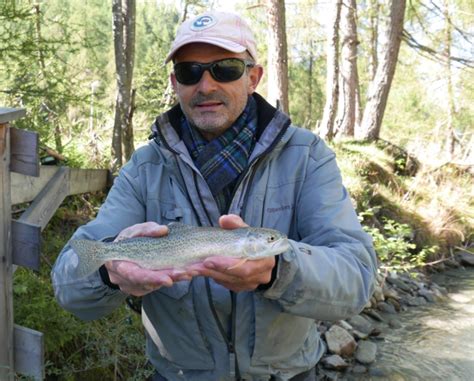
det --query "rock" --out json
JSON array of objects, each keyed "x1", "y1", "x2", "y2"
[
  {"x1": 352, "y1": 329, "x2": 369, "y2": 340},
  {"x1": 418, "y1": 288, "x2": 436, "y2": 303},
  {"x1": 386, "y1": 297, "x2": 401, "y2": 311},
  {"x1": 388, "y1": 318, "x2": 402, "y2": 329},
  {"x1": 337, "y1": 320, "x2": 353, "y2": 332},
  {"x1": 364, "y1": 309, "x2": 385, "y2": 322},
  {"x1": 386, "y1": 277, "x2": 412, "y2": 292},
  {"x1": 369, "y1": 327, "x2": 383, "y2": 338},
  {"x1": 373, "y1": 285, "x2": 385, "y2": 302},
  {"x1": 406, "y1": 296, "x2": 428, "y2": 307},
  {"x1": 383, "y1": 286, "x2": 400, "y2": 300},
  {"x1": 325, "y1": 325, "x2": 357, "y2": 357},
  {"x1": 321, "y1": 354, "x2": 349, "y2": 370},
  {"x1": 355, "y1": 340, "x2": 377, "y2": 364},
  {"x1": 369, "y1": 367, "x2": 388, "y2": 377},
  {"x1": 348, "y1": 315, "x2": 373, "y2": 335},
  {"x1": 377, "y1": 301, "x2": 397, "y2": 314},
  {"x1": 370, "y1": 296, "x2": 377, "y2": 306},
  {"x1": 351, "y1": 364, "x2": 367, "y2": 374},
  {"x1": 457, "y1": 250, "x2": 474, "y2": 266}
]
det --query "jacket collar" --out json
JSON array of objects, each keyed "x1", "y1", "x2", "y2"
[{"x1": 150, "y1": 92, "x2": 292, "y2": 154}]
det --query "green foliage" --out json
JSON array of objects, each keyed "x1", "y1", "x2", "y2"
[{"x1": 361, "y1": 212, "x2": 439, "y2": 272}]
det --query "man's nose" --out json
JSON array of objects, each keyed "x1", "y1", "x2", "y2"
[{"x1": 196, "y1": 70, "x2": 218, "y2": 93}]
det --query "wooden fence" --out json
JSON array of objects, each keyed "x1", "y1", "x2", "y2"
[{"x1": 0, "y1": 107, "x2": 109, "y2": 380}]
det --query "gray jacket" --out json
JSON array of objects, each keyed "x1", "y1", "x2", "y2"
[{"x1": 52, "y1": 94, "x2": 377, "y2": 381}]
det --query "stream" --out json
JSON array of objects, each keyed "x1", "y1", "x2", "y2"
[{"x1": 363, "y1": 267, "x2": 474, "y2": 380}]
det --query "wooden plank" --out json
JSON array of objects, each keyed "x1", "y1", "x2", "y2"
[
  {"x1": 10, "y1": 127, "x2": 39, "y2": 177},
  {"x1": 69, "y1": 168, "x2": 109, "y2": 195},
  {"x1": 14, "y1": 325, "x2": 44, "y2": 380},
  {"x1": 11, "y1": 167, "x2": 108, "y2": 205},
  {"x1": 0, "y1": 108, "x2": 26, "y2": 124},
  {"x1": 12, "y1": 220, "x2": 41, "y2": 271},
  {"x1": 19, "y1": 167, "x2": 69, "y2": 230},
  {"x1": 0, "y1": 125, "x2": 14, "y2": 380},
  {"x1": 11, "y1": 166, "x2": 58, "y2": 205}
]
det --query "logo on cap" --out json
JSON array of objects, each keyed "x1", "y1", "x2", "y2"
[{"x1": 191, "y1": 15, "x2": 217, "y2": 31}]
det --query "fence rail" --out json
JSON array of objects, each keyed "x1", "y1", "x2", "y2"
[{"x1": 0, "y1": 107, "x2": 109, "y2": 380}]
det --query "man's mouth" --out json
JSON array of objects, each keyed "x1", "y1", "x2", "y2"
[{"x1": 195, "y1": 102, "x2": 223, "y2": 111}]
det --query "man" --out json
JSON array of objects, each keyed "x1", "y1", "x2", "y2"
[{"x1": 52, "y1": 11, "x2": 377, "y2": 381}]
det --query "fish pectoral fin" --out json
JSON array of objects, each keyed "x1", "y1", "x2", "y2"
[{"x1": 226, "y1": 258, "x2": 248, "y2": 270}]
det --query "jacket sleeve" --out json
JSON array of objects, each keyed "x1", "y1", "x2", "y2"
[
  {"x1": 263, "y1": 138, "x2": 377, "y2": 321},
  {"x1": 51, "y1": 154, "x2": 147, "y2": 321}
]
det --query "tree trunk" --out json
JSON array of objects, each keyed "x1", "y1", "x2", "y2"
[
  {"x1": 307, "y1": 40, "x2": 314, "y2": 126},
  {"x1": 356, "y1": 0, "x2": 406, "y2": 141},
  {"x1": 443, "y1": 0, "x2": 456, "y2": 158},
  {"x1": 266, "y1": 0, "x2": 289, "y2": 114},
  {"x1": 122, "y1": 0, "x2": 136, "y2": 161},
  {"x1": 111, "y1": 0, "x2": 136, "y2": 172},
  {"x1": 319, "y1": 0, "x2": 342, "y2": 141},
  {"x1": 368, "y1": 0, "x2": 379, "y2": 81},
  {"x1": 335, "y1": 0, "x2": 359, "y2": 138}
]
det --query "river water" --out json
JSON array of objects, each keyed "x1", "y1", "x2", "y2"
[{"x1": 365, "y1": 267, "x2": 474, "y2": 381}]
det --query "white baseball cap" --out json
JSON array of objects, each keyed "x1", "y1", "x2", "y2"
[{"x1": 165, "y1": 11, "x2": 258, "y2": 63}]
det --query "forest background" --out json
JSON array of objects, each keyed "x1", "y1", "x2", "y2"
[{"x1": 1, "y1": 0, "x2": 473, "y2": 379}]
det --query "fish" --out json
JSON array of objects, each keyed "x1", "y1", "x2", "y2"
[{"x1": 70, "y1": 222, "x2": 290, "y2": 278}]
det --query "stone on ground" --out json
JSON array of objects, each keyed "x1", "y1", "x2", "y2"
[
  {"x1": 355, "y1": 340, "x2": 377, "y2": 364},
  {"x1": 325, "y1": 325, "x2": 357, "y2": 357}
]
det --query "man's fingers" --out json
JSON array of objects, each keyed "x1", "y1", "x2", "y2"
[
  {"x1": 219, "y1": 214, "x2": 248, "y2": 229},
  {"x1": 114, "y1": 222, "x2": 169, "y2": 242}
]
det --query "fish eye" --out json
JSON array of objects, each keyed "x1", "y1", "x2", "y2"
[{"x1": 267, "y1": 236, "x2": 275, "y2": 243}]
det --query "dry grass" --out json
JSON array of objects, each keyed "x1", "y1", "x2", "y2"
[{"x1": 333, "y1": 140, "x2": 473, "y2": 259}]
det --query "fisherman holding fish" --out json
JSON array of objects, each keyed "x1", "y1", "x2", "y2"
[{"x1": 52, "y1": 11, "x2": 377, "y2": 381}]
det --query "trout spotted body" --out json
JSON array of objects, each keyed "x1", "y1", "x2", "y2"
[{"x1": 70, "y1": 223, "x2": 289, "y2": 278}]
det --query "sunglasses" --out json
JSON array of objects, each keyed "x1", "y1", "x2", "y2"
[{"x1": 173, "y1": 58, "x2": 255, "y2": 85}]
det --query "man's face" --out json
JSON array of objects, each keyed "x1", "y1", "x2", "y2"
[{"x1": 171, "y1": 43, "x2": 263, "y2": 140}]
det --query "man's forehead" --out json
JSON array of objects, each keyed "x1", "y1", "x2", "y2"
[{"x1": 173, "y1": 43, "x2": 248, "y2": 62}]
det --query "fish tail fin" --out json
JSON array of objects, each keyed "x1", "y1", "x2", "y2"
[{"x1": 70, "y1": 239, "x2": 108, "y2": 279}]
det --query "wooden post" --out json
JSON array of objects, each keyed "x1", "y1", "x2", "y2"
[{"x1": 0, "y1": 120, "x2": 14, "y2": 380}]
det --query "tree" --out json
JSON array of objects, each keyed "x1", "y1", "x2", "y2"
[
  {"x1": 319, "y1": 0, "x2": 342, "y2": 140},
  {"x1": 335, "y1": 0, "x2": 360, "y2": 138},
  {"x1": 111, "y1": 0, "x2": 136, "y2": 172},
  {"x1": 443, "y1": 0, "x2": 456, "y2": 158},
  {"x1": 266, "y1": 0, "x2": 289, "y2": 113},
  {"x1": 367, "y1": 0, "x2": 380, "y2": 81},
  {"x1": 356, "y1": 0, "x2": 406, "y2": 140}
]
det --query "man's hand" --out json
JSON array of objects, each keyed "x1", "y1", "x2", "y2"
[
  {"x1": 104, "y1": 222, "x2": 195, "y2": 296},
  {"x1": 187, "y1": 214, "x2": 277, "y2": 292}
]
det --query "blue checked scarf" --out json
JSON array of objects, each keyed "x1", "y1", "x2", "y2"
[{"x1": 181, "y1": 96, "x2": 258, "y2": 214}]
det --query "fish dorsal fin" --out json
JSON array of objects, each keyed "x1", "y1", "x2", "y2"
[{"x1": 167, "y1": 222, "x2": 195, "y2": 234}]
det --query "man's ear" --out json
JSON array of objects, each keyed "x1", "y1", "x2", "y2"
[
  {"x1": 170, "y1": 72, "x2": 178, "y2": 92},
  {"x1": 247, "y1": 65, "x2": 264, "y2": 94}
]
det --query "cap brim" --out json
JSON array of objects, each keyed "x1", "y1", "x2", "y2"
[{"x1": 164, "y1": 37, "x2": 247, "y2": 64}]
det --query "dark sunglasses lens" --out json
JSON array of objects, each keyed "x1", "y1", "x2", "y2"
[
  {"x1": 212, "y1": 59, "x2": 246, "y2": 82},
  {"x1": 174, "y1": 63, "x2": 203, "y2": 85}
]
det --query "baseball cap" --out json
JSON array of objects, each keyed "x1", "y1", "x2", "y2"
[{"x1": 165, "y1": 11, "x2": 258, "y2": 63}]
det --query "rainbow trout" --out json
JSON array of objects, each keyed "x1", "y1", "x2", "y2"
[{"x1": 70, "y1": 222, "x2": 289, "y2": 278}]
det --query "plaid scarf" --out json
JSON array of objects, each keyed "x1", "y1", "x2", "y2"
[{"x1": 181, "y1": 96, "x2": 258, "y2": 213}]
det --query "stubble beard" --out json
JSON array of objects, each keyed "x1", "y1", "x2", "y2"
[{"x1": 180, "y1": 92, "x2": 246, "y2": 137}]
